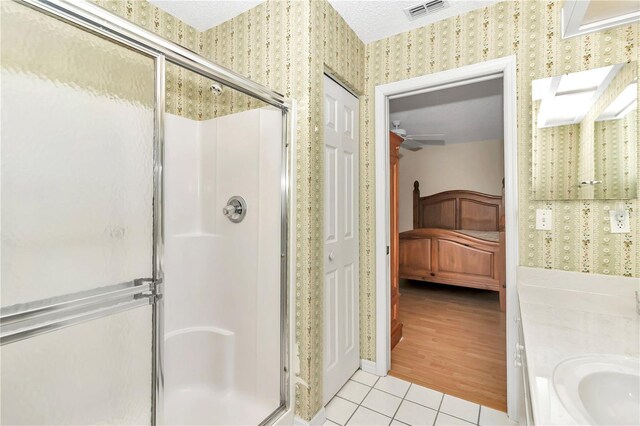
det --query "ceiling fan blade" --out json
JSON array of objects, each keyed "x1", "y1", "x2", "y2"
[
  {"x1": 415, "y1": 139, "x2": 446, "y2": 145},
  {"x1": 400, "y1": 139, "x2": 425, "y2": 151},
  {"x1": 405, "y1": 133, "x2": 445, "y2": 140},
  {"x1": 404, "y1": 134, "x2": 446, "y2": 146}
]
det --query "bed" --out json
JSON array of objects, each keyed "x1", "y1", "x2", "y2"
[{"x1": 399, "y1": 180, "x2": 506, "y2": 311}]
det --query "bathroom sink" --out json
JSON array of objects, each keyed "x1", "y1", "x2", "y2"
[{"x1": 553, "y1": 355, "x2": 640, "y2": 425}]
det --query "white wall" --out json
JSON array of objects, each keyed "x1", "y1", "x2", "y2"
[{"x1": 398, "y1": 139, "x2": 504, "y2": 232}]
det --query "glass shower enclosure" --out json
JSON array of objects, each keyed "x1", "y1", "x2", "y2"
[{"x1": 0, "y1": 1, "x2": 292, "y2": 424}]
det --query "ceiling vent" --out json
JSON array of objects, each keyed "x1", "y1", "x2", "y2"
[{"x1": 404, "y1": 0, "x2": 449, "y2": 21}]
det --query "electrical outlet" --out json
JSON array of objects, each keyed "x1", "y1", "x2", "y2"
[
  {"x1": 609, "y1": 209, "x2": 630, "y2": 233},
  {"x1": 536, "y1": 209, "x2": 553, "y2": 230}
]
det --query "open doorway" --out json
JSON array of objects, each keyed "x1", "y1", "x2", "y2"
[
  {"x1": 373, "y1": 57, "x2": 519, "y2": 419},
  {"x1": 388, "y1": 77, "x2": 507, "y2": 410}
]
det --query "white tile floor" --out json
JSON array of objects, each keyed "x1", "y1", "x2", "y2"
[{"x1": 324, "y1": 370, "x2": 517, "y2": 426}]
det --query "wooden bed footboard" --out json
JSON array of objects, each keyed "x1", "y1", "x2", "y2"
[
  {"x1": 399, "y1": 228, "x2": 500, "y2": 287},
  {"x1": 399, "y1": 180, "x2": 506, "y2": 311},
  {"x1": 399, "y1": 229, "x2": 505, "y2": 310}
]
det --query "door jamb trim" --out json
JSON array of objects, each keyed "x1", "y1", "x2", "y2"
[{"x1": 373, "y1": 56, "x2": 520, "y2": 419}]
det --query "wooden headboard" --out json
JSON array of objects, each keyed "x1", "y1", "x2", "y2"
[{"x1": 412, "y1": 180, "x2": 504, "y2": 231}]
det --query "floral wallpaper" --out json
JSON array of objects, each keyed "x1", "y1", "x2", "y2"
[
  {"x1": 578, "y1": 61, "x2": 638, "y2": 199},
  {"x1": 94, "y1": 0, "x2": 208, "y2": 120},
  {"x1": 532, "y1": 100, "x2": 581, "y2": 200},
  {"x1": 2, "y1": 0, "x2": 155, "y2": 108},
  {"x1": 85, "y1": 0, "x2": 639, "y2": 421},
  {"x1": 359, "y1": 1, "x2": 639, "y2": 360},
  {"x1": 588, "y1": 62, "x2": 638, "y2": 199},
  {"x1": 595, "y1": 109, "x2": 638, "y2": 199}
]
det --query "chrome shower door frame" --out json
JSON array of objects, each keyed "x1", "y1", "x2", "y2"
[{"x1": 3, "y1": 1, "x2": 293, "y2": 425}]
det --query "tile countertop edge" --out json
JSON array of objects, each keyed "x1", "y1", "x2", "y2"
[{"x1": 517, "y1": 267, "x2": 640, "y2": 426}]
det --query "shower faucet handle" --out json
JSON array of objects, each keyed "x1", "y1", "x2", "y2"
[
  {"x1": 222, "y1": 196, "x2": 247, "y2": 223},
  {"x1": 222, "y1": 205, "x2": 237, "y2": 216}
]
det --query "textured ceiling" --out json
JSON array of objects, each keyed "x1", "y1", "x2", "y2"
[
  {"x1": 148, "y1": 0, "x2": 499, "y2": 42},
  {"x1": 389, "y1": 77, "x2": 503, "y2": 145},
  {"x1": 327, "y1": 0, "x2": 501, "y2": 43},
  {"x1": 148, "y1": 0, "x2": 266, "y2": 31}
]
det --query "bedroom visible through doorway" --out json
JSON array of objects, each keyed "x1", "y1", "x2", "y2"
[{"x1": 388, "y1": 76, "x2": 507, "y2": 411}]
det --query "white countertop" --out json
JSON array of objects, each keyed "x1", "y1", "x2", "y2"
[{"x1": 517, "y1": 267, "x2": 640, "y2": 425}]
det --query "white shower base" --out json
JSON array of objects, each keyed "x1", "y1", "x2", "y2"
[
  {"x1": 165, "y1": 387, "x2": 275, "y2": 426},
  {"x1": 164, "y1": 327, "x2": 276, "y2": 426}
]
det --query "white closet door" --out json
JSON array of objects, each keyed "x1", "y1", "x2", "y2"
[{"x1": 323, "y1": 75, "x2": 360, "y2": 404}]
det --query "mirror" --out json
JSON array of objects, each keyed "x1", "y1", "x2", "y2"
[{"x1": 531, "y1": 61, "x2": 638, "y2": 200}]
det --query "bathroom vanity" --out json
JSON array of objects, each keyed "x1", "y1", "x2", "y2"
[{"x1": 516, "y1": 267, "x2": 640, "y2": 425}]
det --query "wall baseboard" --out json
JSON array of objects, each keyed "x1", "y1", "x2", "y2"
[
  {"x1": 294, "y1": 408, "x2": 326, "y2": 426},
  {"x1": 360, "y1": 359, "x2": 381, "y2": 375}
]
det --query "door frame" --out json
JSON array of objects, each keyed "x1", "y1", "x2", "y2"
[{"x1": 373, "y1": 56, "x2": 519, "y2": 418}]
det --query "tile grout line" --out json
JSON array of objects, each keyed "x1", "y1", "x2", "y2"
[
  {"x1": 358, "y1": 376, "x2": 412, "y2": 425},
  {"x1": 334, "y1": 395, "x2": 393, "y2": 423},
  {"x1": 392, "y1": 375, "x2": 498, "y2": 419},
  {"x1": 341, "y1": 373, "x2": 380, "y2": 425},
  {"x1": 432, "y1": 393, "x2": 445, "y2": 426},
  {"x1": 352, "y1": 375, "x2": 380, "y2": 424},
  {"x1": 354, "y1": 376, "x2": 404, "y2": 423},
  {"x1": 390, "y1": 379, "x2": 484, "y2": 423},
  {"x1": 332, "y1": 372, "x2": 489, "y2": 426},
  {"x1": 361, "y1": 378, "x2": 443, "y2": 424},
  {"x1": 363, "y1": 376, "x2": 399, "y2": 423},
  {"x1": 435, "y1": 411, "x2": 478, "y2": 426},
  {"x1": 372, "y1": 383, "x2": 441, "y2": 412},
  {"x1": 436, "y1": 394, "x2": 484, "y2": 426},
  {"x1": 329, "y1": 373, "x2": 362, "y2": 425},
  {"x1": 388, "y1": 382, "x2": 412, "y2": 423},
  {"x1": 350, "y1": 375, "x2": 379, "y2": 388}
]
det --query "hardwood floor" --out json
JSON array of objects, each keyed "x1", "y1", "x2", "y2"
[{"x1": 389, "y1": 280, "x2": 507, "y2": 411}]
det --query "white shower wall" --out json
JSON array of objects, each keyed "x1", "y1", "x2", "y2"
[{"x1": 164, "y1": 107, "x2": 283, "y2": 425}]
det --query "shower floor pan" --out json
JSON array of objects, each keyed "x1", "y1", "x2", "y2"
[{"x1": 164, "y1": 326, "x2": 276, "y2": 425}]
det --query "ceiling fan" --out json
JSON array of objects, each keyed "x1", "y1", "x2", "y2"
[{"x1": 391, "y1": 120, "x2": 445, "y2": 151}]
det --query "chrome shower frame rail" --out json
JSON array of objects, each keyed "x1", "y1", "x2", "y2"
[
  {"x1": 16, "y1": 0, "x2": 290, "y2": 110},
  {"x1": 3, "y1": 1, "x2": 293, "y2": 425},
  {"x1": 0, "y1": 279, "x2": 158, "y2": 345}
]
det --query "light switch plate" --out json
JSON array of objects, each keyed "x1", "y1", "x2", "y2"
[
  {"x1": 609, "y1": 210, "x2": 631, "y2": 233},
  {"x1": 536, "y1": 209, "x2": 553, "y2": 230}
]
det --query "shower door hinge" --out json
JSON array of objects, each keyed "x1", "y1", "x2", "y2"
[{"x1": 134, "y1": 278, "x2": 163, "y2": 304}]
